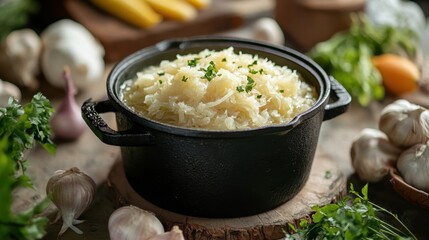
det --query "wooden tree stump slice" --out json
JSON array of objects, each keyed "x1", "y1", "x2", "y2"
[{"x1": 107, "y1": 150, "x2": 347, "y2": 240}]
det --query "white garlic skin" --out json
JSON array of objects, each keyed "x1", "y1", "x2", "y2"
[
  {"x1": 252, "y1": 18, "x2": 285, "y2": 45},
  {"x1": 397, "y1": 143, "x2": 429, "y2": 192},
  {"x1": 379, "y1": 99, "x2": 429, "y2": 147},
  {"x1": 41, "y1": 19, "x2": 105, "y2": 89},
  {"x1": 46, "y1": 167, "x2": 96, "y2": 236},
  {"x1": 148, "y1": 226, "x2": 185, "y2": 240},
  {"x1": 108, "y1": 205, "x2": 164, "y2": 240},
  {"x1": 351, "y1": 128, "x2": 402, "y2": 182},
  {"x1": 0, "y1": 28, "x2": 42, "y2": 89}
]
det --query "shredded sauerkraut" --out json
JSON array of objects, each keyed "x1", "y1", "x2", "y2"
[{"x1": 121, "y1": 47, "x2": 317, "y2": 130}]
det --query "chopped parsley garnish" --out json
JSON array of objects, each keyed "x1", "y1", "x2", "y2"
[
  {"x1": 157, "y1": 72, "x2": 165, "y2": 76},
  {"x1": 256, "y1": 94, "x2": 262, "y2": 99},
  {"x1": 259, "y1": 69, "x2": 266, "y2": 74},
  {"x1": 222, "y1": 58, "x2": 227, "y2": 62},
  {"x1": 181, "y1": 76, "x2": 188, "y2": 82},
  {"x1": 200, "y1": 61, "x2": 218, "y2": 81},
  {"x1": 249, "y1": 68, "x2": 258, "y2": 74},
  {"x1": 248, "y1": 60, "x2": 258, "y2": 67},
  {"x1": 245, "y1": 76, "x2": 256, "y2": 93},
  {"x1": 187, "y1": 58, "x2": 200, "y2": 67},
  {"x1": 237, "y1": 76, "x2": 256, "y2": 93},
  {"x1": 159, "y1": 80, "x2": 163, "y2": 84},
  {"x1": 279, "y1": 89, "x2": 285, "y2": 93}
]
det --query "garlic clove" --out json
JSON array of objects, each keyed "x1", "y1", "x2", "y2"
[
  {"x1": 46, "y1": 167, "x2": 96, "y2": 236},
  {"x1": 108, "y1": 205, "x2": 164, "y2": 240},
  {"x1": 351, "y1": 128, "x2": 402, "y2": 182},
  {"x1": 397, "y1": 143, "x2": 429, "y2": 192},
  {"x1": 148, "y1": 226, "x2": 185, "y2": 240},
  {"x1": 379, "y1": 99, "x2": 429, "y2": 147}
]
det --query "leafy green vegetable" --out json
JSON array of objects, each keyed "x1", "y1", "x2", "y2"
[
  {"x1": 0, "y1": 0, "x2": 38, "y2": 41},
  {"x1": 285, "y1": 184, "x2": 416, "y2": 240},
  {"x1": 308, "y1": 14, "x2": 418, "y2": 106},
  {"x1": 0, "y1": 93, "x2": 55, "y2": 240}
]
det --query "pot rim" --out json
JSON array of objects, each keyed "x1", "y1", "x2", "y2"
[{"x1": 106, "y1": 36, "x2": 331, "y2": 138}]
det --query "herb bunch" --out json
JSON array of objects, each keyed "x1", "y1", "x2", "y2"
[
  {"x1": 309, "y1": 14, "x2": 418, "y2": 106},
  {"x1": 286, "y1": 184, "x2": 416, "y2": 240},
  {"x1": 0, "y1": 93, "x2": 55, "y2": 240}
]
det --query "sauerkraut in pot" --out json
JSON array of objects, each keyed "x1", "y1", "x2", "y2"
[{"x1": 121, "y1": 47, "x2": 317, "y2": 130}]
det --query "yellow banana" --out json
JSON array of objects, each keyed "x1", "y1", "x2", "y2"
[
  {"x1": 144, "y1": 0, "x2": 197, "y2": 21},
  {"x1": 91, "y1": 0, "x2": 162, "y2": 28}
]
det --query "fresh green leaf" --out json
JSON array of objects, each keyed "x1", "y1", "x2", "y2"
[
  {"x1": 285, "y1": 184, "x2": 417, "y2": 240},
  {"x1": 308, "y1": 14, "x2": 418, "y2": 106},
  {"x1": 0, "y1": 93, "x2": 55, "y2": 240}
]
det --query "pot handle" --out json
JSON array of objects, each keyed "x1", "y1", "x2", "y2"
[
  {"x1": 323, "y1": 76, "x2": 352, "y2": 121},
  {"x1": 81, "y1": 99, "x2": 154, "y2": 146}
]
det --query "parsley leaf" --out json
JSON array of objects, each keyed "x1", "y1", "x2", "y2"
[
  {"x1": 236, "y1": 86, "x2": 244, "y2": 92},
  {"x1": 285, "y1": 184, "x2": 417, "y2": 240},
  {"x1": 0, "y1": 93, "x2": 55, "y2": 240},
  {"x1": 200, "y1": 61, "x2": 218, "y2": 81},
  {"x1": 245, "y1": 76, "x2": 256, "y2": 93},
  {"x1": 187, "y1": 58, "x2": 200, "y2": 67}
]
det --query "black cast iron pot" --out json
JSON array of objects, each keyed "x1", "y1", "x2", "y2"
[{"x1": 82, "y1": 37, "x2": 351, "y2": 218}]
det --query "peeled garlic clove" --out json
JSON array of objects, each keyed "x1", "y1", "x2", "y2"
[
  {"x1": 351, "y1": 128, "x2": 402, "y2": 182},
  {"x1": 108, "y1": 205, "x2": 164, "y2": 240},
  {"x1": 148, "y1": 226, "x2": 185, "y2": 240},
  {"x1": 397, "y1": 143, "x2": 429, "y2": 192},
  {"x1": 46, "y1": 167, "x2": 96, "y2": 236},
  {"x1": 379, "y1": 99, "x2": 429, "y2": 147}
]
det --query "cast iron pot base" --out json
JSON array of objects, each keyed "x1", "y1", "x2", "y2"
[{"x1": 107, "y1": 154, "x2": 347, "y2": 239}]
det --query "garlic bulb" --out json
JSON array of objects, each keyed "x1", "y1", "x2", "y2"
[
  {"x1": 46, "y1": 167, "x2": 96, "y2": 236},
  {"x1": 379, "y1": 99, "x2": 429, "y2": 147},
  {"x1": 397, "y1": 143, "x2": 429, "y2": 192},
  {"x1": 148, "y1": 226, "x2": 185, "y2": 240},
  {"x1": 351, "y1": 128, "x2": 402, "y2": 182},
  {"x1": 108, "y1": 205, "x2": 164, "y2": 240},
  {"x1": 41, "y1": 19, "x2": 105, "y2": 89},
  {"x1": 0, "y1": 28, "x2": 42, "y2": 89}
]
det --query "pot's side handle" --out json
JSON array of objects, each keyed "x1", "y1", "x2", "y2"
[
  {"x1": 81, "y1": 99, "x2": 154, "y2": 146},
  {"x1": 323, "y1": 76, "x2": 352, "y2": 121}
]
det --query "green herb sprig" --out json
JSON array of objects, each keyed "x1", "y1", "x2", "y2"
[
  {"x1": 0, "y1": 93, "x2": 56, "y2": 240},
  {"x1": 285, "y1": 184, "x2": 417, "y2": 240},
  {"x1": 308, "y1": 14, "x2": 418, "y2": 106}
]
